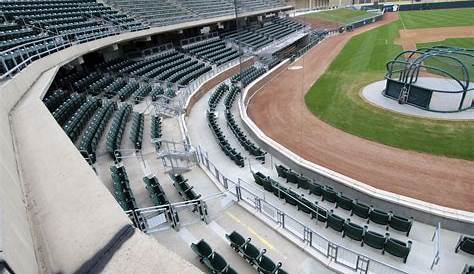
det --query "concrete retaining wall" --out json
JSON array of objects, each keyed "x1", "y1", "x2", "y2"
[{"x1": 0, "y1": 27, "x2": 205, "y2": 274}]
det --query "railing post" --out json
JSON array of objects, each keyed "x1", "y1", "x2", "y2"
[{"x1": 235, "y1": 185, "x2": 242, "y2": 201}]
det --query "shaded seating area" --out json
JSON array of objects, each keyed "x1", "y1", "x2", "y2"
[
  {"x1": 230, "y1": 65, "x2": 266, "y2": 87},
  {"x1": 226, "y1": 110, "x2": 266, "y2": 162},
  {"x1": 150, "y1": 115, "x2": 162, "y2": 150},
  {"x1": 51, "y1": 93, "x2": 86, "y2": 126},
  {"x1": 170, "y1": 174, "x2": 201, "y2": 201},
  {"x1": 106, "y1": 104, "x2": 132, "y2": 161},
  {"x1": 225, "y1": 230, "x2": 287, "y2": 273},
  {"x1": 78, "y1": 101, "x2": 116, "y2": 163},
  {"x1": 209, "y1": 83, "x2": 228, "y2": 111},
  {"x1": 129, "y1": 112, "x2": 144, "y2": 150},
  {"x1": 183, "y1": 36, "x2": 240, "y2": 66},
  {"x1": 143, "y1": 176, "x2": 170, "y2": 206},
  {"x1": 63, "y1": 97, "x2": 100, "y2": 142},
  {"x1": 191, "y1": 239, "x2": 237, "y2": 274},
  {"x1": 207, "y1": 110, "x2": 245, "y2": 167},
  {"x1": 110, "y1": 165, "x2": 138, "y2": 211}
]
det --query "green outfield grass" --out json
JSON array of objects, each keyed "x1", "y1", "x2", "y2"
[
  {"x1": 399, "y1": 8, "x2": 474, "y2": 29},
  {"x1": 417, "y1": 38, "x2": 474, "y2": 79},
  {"x1": 304, "y1": 8, "x2": 374, "y2": 24},
  {"x1": 305, "y1": 11, "x2": 474, "y2": 160}
]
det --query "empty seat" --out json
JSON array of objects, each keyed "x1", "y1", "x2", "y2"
[
  {"x1": 455, "y1": 236, "x2": 474, "y2": 255},
  {"x1": 286, "y1": 170, "x2": 298, "y2": 184},
  {"x1": 275, "y1": 164, "x2": 289, "y2": 178},
  {"x1": 241, "y1": 242, "x2": 262, "y2": 264},
  {"x1": 226, "y1": 231, "x2": 248, "y2": 250},
  {"x1": 369, "y1": 208, "x2": 390, "y2": 225},
  {"x1": 191, "y1": 239, "x2": 212, "y2": 260},
  {"x1": 343, "y1": 219, "x2": 364, "y2": 241},
  {"x1": 297, "y1": 175, "x2": 311, "y2": 190},
  {"x1": 389, "y1": 214, "x2": 414, "y2": 236},
  {"x1": 336, "y1": 193, "x2": 353, "y2": 211},
  {"x1": 383, "y1": 238, "x2": 412, "y2": 263},
  {"x1": 362, "y1": 229, "x2": 388, "y2": 250},
  {"x1": 204, "y1": 252, "x2": 229, "y2": 273},
  {"x1": 321, "y1": 186, "x2": 336, "y2": 203},
  {"x1": 256, "y1": 255, "x2": 282, "y2": 274},
  {"x1": 252, "y1": 171, "x2": 266, "y2": 186},
  {"x1": 462, "y1": 264, "x2": 474, "y2": 274},
  {"x1": 309, "y1": 182, "x2": 323, "y2": 196},
  {"x1": 351, "y1": 200, "x2": 370, "y2": 219},
  {"x1": 326, "y1": 211, "x2": 344, "y2": 233}
]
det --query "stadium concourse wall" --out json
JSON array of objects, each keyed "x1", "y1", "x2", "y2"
[
  {"x1": 0, "y1": 10, "x2": 303, "y2": 272},
  {"x1": 238, "y1": 59, "x2": 474, "y2": 235}
]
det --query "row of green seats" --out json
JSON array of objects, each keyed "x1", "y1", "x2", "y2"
[
  {"x1": 129, "y1": 112, "x2": 144, "y2": 150},
  {"x1": 52, "y1": 92, "x2": 85, "y2": 126},
  {"x1": 106, "y1": 104, "x2": 132, "y2": 161},
  {"x1": 63, "y1": 97, "x2": 100, "y2": 141}
]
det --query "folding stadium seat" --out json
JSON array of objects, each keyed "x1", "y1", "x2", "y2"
[
  {"x1": 286, "y1": 170, "x2": 298, "y2": 184},
  {"x1": 351, "y1": 200, "x2": 370, "y2": 219},
  {"x1": 321, "y1": 186, "x2": 336, "y2": 203},
  {"x1": 326, "y1": 211, "x2": 345, "y2": 233},
  {"x1": 285, "y1": 189, "x2": 300, "y2": 206},
  {"x1": 296, "y1": 175, "x2": 310, "y2": 190},
  {"x1": 388, "y1": 214, "x2": 414, "y2": 236},
  {"x1": 362, "y1": 230, "x2": 388, "y2": 250},
  {"x1": 225, "y1": 231, "x2": 248, "y2": 251},
  {"x1": 455, "y1": 236, "x2": 474, "y2": 255},
  {"x1": 297, "y1": 195, "x2": 316, "y2": 215},
  {"x1": 273, "y1": 184, "x2": 288, "y2": 200},
  {"x1": 191, "y1": 239, "x2": 213, "y2": 261},
  {"x1": 203, "y1": 252, "x2": 229, "y2": 273},
  {"x1": 383, "y1": 238, "x2": 412, "y2": 263},
  {"x1": 342, "y1": 219, "x2": 364, "y2": 242},
  {"x1": 252, "y1": 171, "x2": 266, "y2": 186},
  {"x1": 309, "y1": 182, "x2": 323, "y2": 196},
  {"x1": 256, "y1": 255, "x2": 282, "y2": 274},
  {"x1": 369, "y1": 208, "x2": 390, "y2": 226},
  {"x1": 335, "y1": 193, "x2": 353, "y2": 211},
  {"x1": 241, "y1": 242, "x2": 263, "y2": 264}
]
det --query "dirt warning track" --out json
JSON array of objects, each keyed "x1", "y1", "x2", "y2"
[
  {"x1": 247, "y1": 12, "x2": 474, "y2": 212},
  {"x1": 395, "y1": 26, "x2": 474, "y2": 50}
]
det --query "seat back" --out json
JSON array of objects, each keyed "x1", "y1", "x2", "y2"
[
  {"x1": 389, "y1": 215, "x2": 413, "y2": 235},
  {"x1": 242, "y1": 242, "x2": 260, "y2": 260},
  {"x1": 205, "y1": 252, "x2": 228, "y2": 272},
  {"x1": 343, "y1": 220, "x2": 364, "y2": 241},
  {"x1": 191, "y1": 239, "x2": 213, "y2": 258},
  {"x1": 336, "y1": 193, "x2": 353, "y2": 211},
  {"x1": 226, "y1": 231, "x2": 246, "y2": 248},
  {"x1": 363, "y1": 230, "x2": 387, "y2": 250},
  {"x1": 352, "y1": 201, "x2": 370, "y2": 219},
  {"x1": 327, "y1": 212, "x2": 344, "y2": 232},
  {"x1": 322, "y1": 186, "x2": 336, "y2": 203},
  {"x1": 384, "y1": 238, "x2": 411, "y2": 262},
  {"x1": 257, "y1": 254, "x2": 277, "y2": 272},
  {"x1": 309, "y1": 182, "x2": 323, "y2": 196},
  {"x1": 369, "y1": 208, "x2": 390, "y2": 225},
  {"x1": 461, "y1": 237, "x2": 474, "y2": 255},
  {"x1": 275, "y1": 164, "x2": 289, "y2": 178}
]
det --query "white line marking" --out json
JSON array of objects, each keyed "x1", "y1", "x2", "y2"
[{"x1": 209, "y1": 221, "x2": 229, "y2": 242}]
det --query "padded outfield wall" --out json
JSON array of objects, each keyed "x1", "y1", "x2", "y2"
[{"x1": 399, "y1": 0, "x2": 474, "y2": 10}]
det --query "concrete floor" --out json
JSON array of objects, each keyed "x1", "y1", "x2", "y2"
[
  {"x1": 362, "y1": 80, "x2": 474, "y2": 120},
  {"x1": 185, "y1": 79, "x2": 474, "y2": 274}
]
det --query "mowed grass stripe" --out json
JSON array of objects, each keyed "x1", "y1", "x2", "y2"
[
  {"x1": 304, "y1": 8, "x2": 374, "y2": 24},
  {"x1": 400, "y1": 8, "x2": 474, "y2": 29},
  {"x1": 305, "y1": 12, "x2": 474, "y2": 160}
]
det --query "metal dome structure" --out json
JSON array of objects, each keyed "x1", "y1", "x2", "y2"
[{"x1": 385, "y1": 46, "x2": 474, "y2": 112}]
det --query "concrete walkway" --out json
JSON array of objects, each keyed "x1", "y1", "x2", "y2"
[
  {"x1": 185, "y1": 76, "x2": 474, "y2": 274},
  {"x1": 362, "y1": 80, "x2": 474, "y2": 120}
]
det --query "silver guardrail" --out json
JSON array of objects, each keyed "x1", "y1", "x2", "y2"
[
  {"x1": 195, "y1": 145, "x2": 408, "y2": 274},
  {"x1": 0, "y1": 24, "x2": 146, "y2": 81}
]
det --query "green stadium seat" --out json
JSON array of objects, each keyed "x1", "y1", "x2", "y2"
[
  {"x1": 388, "y1": 214, "x2": 414, "y2": 236},
  {"x1": 351, "y1": 200, "x2": 370, "y2": 219},
  {"x1": 321, "y1": 186, "x2": 336, "y2": 203},
  {"x1": 369, "y1": 208, "x2": 390, "y2": 225},
  {"x1": 336, "y1": 193, "x2": 353, "y2": 211},
  {"x1": 343, "y1": 219, "x2": 364, "y2": 241},
  {"x1": 326, "y1": 211, "x2": 344, "y2": 233},
  {"x1": 362, "y1": 229, "x2": 388, "y2": 250},
  {"x1": 203, "y1": 252, "x2": 229, "y2": 273},
  {"x1": 383, "y1": 238, "x2": 412, "y2": 263},
  {"x1": 455, "y1": 236, "x2": 474, "y2": 255},
  {"x1": 226, "y1": 231, "x2": 248, "y2": 250},
  {"x1": 191, "y1": 239, "x2": 213, "y2": 261}
]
